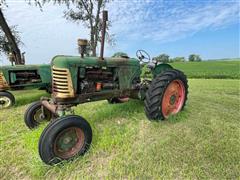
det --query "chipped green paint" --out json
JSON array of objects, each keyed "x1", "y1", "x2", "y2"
[{"x1": 52, "y1": 55, "x2": 141, "y2": 91}]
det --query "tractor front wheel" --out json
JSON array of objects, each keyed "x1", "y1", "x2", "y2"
[
  {"x1": 38, "y1": 115, "x2": 92, "y2": 165},
  {"x1": 24, "y1": 101, "x2": 52, "y2": 129},
  {"x1": 0, "y1": 91, "x2": 15, "y2": 109},
  {"x1": 144, "y1": 69, "x2": 188, "y2": 120}
]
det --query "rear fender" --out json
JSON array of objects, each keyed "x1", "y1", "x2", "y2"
[{"x1": 152, "y1": 63, "x2": 173, "y2": 78}]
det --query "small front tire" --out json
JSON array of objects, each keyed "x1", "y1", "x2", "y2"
[
  {"x1": 0, "y1": 91, "x2": 15, "y2": 109},
  {"x1": 38, "y1": 115, "x2": 92, "y2": 165},
  {"x1": 24, "y1": 101, "x2": 52, "y2": 129}
]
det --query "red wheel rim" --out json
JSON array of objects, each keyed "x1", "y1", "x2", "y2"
[
  {"x1": 54, "y1": 127, "x2": 85, "y2": 159},
  {"x1": 162, "y1": 80, "x2": 185, "y2": 118}
]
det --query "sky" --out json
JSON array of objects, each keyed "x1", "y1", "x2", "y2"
[{"x1": 0, "y1": 0, "x2": 239, "y2": 65}]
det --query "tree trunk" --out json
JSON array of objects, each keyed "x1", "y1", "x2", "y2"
[
  {"x1": 93, "y1": 0, "x2": 102, "y2": 58},
  {"x1": 0, "y1": 9, "x2": 23, "y2": 65}
]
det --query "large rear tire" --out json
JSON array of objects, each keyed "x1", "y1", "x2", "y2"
[
  {"x1": 24, "y1": 101, "x2": 52, "y2": 129},
  {"x1": 0, "y1": 91, "x2": 15, "y2": 109},
  {"x1": 38, "y1": 115, "x2": 92, "y2": 165},
  {"x1": 144, "y1": 69, "x2": 188, "y2": 120}
]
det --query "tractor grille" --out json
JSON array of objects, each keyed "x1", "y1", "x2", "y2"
[
  {"x1": 0, "y1": 73, "x2": 3, "y2": 86},
  {"x1": 52, "y1": 67, "x2": 74, "y2": 98},
  {"x1": 0, "y1": 72, "x2": 9, "y2": 89}
]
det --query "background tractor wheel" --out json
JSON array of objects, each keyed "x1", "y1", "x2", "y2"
[
  {"x1": 38, "y1": 115, "x2": 92, "y2": 165},
  {"x1": 24, "y1": 101, "x2": 52, "y2": 129},
  {"x1": 0, "y1": 91, "x2": 15, "y2": 109},
  {"x1": 144, "y1": 69, "x2": 188, "y2": 120},
  {"x1": 108, "y1": 97, "x2": 129, "y2": 104}
]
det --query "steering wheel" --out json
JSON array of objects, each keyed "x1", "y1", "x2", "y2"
[{"x1": 136, "y1": 50, "x2": 151, "y2": 63}]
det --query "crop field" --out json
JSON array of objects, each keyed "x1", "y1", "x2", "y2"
[
  {"x1": 0, "y1": 78, "x2": 239, "y2": 179},
  {"x1": 171, "y1": 60, "x2": 240, "y2": 79}
]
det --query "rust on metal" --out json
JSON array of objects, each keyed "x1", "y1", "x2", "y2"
[
  {"x1": 0, "y1": 72, "x2": 10, "y2": 90},
  {"x1": 53, "y1": 127, "x2": 85, "y2": 159},
  {"x1": 95, "y1": 82, "x2": 102, "y2": 91},
  {"x1": 78, "y1": 39, "x2": 88, "y2": 58},
  {"x1": 41, "y1": 100, "x2": 58, "y2": 114},
  {"x1": 161, "y1": 80, "x2": 185, "y2": 118}
]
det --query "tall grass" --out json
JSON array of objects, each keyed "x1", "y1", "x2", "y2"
[{"x1": 0, "y1": 79, "x2": 239, "y2": 179}]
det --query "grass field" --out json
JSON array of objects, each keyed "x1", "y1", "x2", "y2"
[
  {"x1": 171, "y1": 60, "x2": 240, "y2": 79},
  {"x1": 0, "y1": 79, "x2": 239, "y2": 179}
]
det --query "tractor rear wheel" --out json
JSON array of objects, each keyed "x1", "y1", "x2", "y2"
[
  {"x1": 144, "y1": 69, "x2": 188, "y2": 120},
  {"x1": 0, "y1": 91, "x2": 15, "y2": 109},
  {"x1": 24, "y1": 101, "x2": 52, "y2": 129},
  {"x1": 38, "y1": 115, "x2": 92, "y2": 165}
]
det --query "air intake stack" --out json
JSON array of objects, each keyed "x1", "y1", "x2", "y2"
[
  {"x1": 78, "y1": 39, "x2": 88, "y2": 58},
  {"x1": 100, "y1": 10, "x2": 108, "y2": 60}
]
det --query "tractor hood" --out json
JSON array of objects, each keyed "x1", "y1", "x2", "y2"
[
  {"x1": 0, "y1": 64, "x2": 50, "y2": 73},
  {"x1": 51, "y1": 55, "x2": 140, "y2": 69}
]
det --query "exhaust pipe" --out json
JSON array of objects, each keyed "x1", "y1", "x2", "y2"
[{"x1": 100, "y1": 10, "x2": 108, "y2": 60}]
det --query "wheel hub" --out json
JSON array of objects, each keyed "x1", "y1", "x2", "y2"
[
  {"x1": 54, "y1": 127, "x2": 85, "y2": 159},
  {"x1": 0, "y1": 96, "x2": 11, "y2": 108},
  {"x1": 58, "y1": 131, "x2": 77, "y2": 151},
  {"x1": 34, "y1": 108, "x2": 51, "y2": 123},
  {"x1": 170, "y1": 95, "x2": 176, "y2": 105},
  {"x1": 162, "y1": 80, "x2": 185, "y2": 118},
  {"x1": 34, "y1": 109, "x2": 45, "y2": 122}
]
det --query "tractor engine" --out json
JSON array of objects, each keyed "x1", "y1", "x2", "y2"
[{"x1": 79, "y1": 67, "x2": 118, "y2": 94}]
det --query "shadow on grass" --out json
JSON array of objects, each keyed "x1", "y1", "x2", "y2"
[
  {"x1": 82, "y1": 100, "x2": 145, "y2": 124},
  {"x1": 80, "y1": 99, "x2": 187, "y2": 125}
]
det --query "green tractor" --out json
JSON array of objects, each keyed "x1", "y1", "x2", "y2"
[
  {"x1": 24, "y1": 11, "x2": 188, "y2": 165},
  {"x1": 0, "y1": 64, "x2": 51, "y2": 109},
  {"x1": 0, "y1": 10, "x2": 51, "y2": 109}
]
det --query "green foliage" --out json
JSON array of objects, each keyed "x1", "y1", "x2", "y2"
[
  {"x1": 188, "y1": 54, "x2": 202, "y2": 62},
  {"x1": 141, "y1": 64, "x2": 152, "y2": 79},
  {"x1": 153, "y1": 53, "x2": 170, "y2": 63},
  {"x1": 0, "y1": 79, "x2": 239, "y2": 179},
  {"x1": 172, "y1": 60, "x2": 240, "y2": 79},
  {"x1": 1, "y1": 0, "x2": 112, "y2": 57},
  {"x1": 63, "y1": 0, "x2": 113, "y2": 56},
  {"x1": 112, "y1": 52, "x2": 128, "y2": 58},
  {"x1": 0, "y1": 26, "x2": 21, "y2": 56},
  {"x1": 170, "y1": 56, "x2": 186, "y2": 62}
]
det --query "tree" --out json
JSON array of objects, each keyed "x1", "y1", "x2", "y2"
[
  {"x1": 64, "y1": 0, "x2": 112, "y2": 56},
  {"x1": 112, "y1": 52, "x2": 128, "y2": 58},
  {"x1": 153, "y1": 53, "x2": 170, "y2": 64},
  {"x1": 0, "y1": 0, "x2": 72, "y2": 64},
  {"x1": 29, "y1": 0, "x2": 114, "y2": 56},
  {"x1": 0, "y1": 26, "x2": 21, "y2": 56},
  {"x1": 0, "y1": 9, "x2": 23, "y2": 64},
  {"x1": 188, "y1": 54, "x2": 202, "y2": 62},
  {"x1": 1, "y1": 0, "x2": 113, "y2": 59}
]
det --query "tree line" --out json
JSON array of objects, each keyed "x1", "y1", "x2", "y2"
[
  {"x1": 112, "y1": 52, "x2": 202, "y2": 62},
  {"x1": 153, "y1": 53, "x2": 202, "y2": 63}
]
